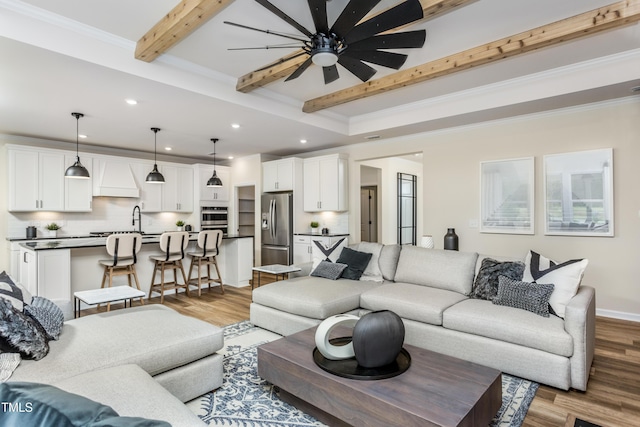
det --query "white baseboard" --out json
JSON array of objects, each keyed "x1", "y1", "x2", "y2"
[{"x1": 596, "y1": 308, "x2": 640, "y2": 323}]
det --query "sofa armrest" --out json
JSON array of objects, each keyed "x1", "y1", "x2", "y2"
[
  {"x1": 291, "y1": 262, "x2": 313, "y2": 277},
  {"x1": 564, "y1": 285, "x2": 596, "y2": 391}
]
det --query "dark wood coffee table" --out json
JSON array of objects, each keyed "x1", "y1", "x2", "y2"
[{"x1": 258, "y1": 326, "x2": 502, "y2": 427}]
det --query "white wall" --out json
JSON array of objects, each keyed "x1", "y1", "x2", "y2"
[{"x1": 309, "y1": 97, "x2": 640, "y2": 319}]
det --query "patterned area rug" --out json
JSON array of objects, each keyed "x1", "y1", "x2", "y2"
[{"x1": 187, "y1": 321, "x2": 539, "y2": 426}]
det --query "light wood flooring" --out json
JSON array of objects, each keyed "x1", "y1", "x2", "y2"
[{"x1": 82, "y1": 275, "x2": 640, "y2": 427}]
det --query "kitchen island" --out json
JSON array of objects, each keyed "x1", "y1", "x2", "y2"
[{"x1": 11, "y1": 233, "x2": 253, "y2": 319}]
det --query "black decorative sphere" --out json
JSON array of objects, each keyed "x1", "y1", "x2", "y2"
[{"x1": 352, "y1": 310, "x2": 405, "y2": 368}]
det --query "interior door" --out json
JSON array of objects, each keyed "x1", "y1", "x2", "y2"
[{"x1": 360, "y1": 186, "x2": 378, "y2": 242}]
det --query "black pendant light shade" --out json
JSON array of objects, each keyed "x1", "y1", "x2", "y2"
[
  {"x1": 65, "y1": 112, "x2": 90, "y2": 179},
  {"x1": 207, "y1": 138, "x2": 223, "y2": 187},
  {"x1": 146, "y1": 127, "x2": 165, "y2": 184}
]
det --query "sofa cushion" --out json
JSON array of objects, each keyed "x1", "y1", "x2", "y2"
[
  {"x1": 53, "y1": 364, "x2": 206, "y2": 427},
  {"x1": 394, "y1": 247, "x2": 478, "y2": 295},
  {"x1": 356, "y1": 242, "x2": 384, "y2": 282},
  {"x1": 336, "y1": 247, "x2": 372, "y2": 280},
  {"x1": 252, "y1": 275, "x2": 383, "y2": 320},
  {"x1": 0, "y1": 271, "x2": 30, "y2": 311},
  {"x1": 360, "y1": 282, "x2": 467, "y2": 326},
  {"x1": 443, "y1": 299, "x2": 573, "y2": 357},
  {"x1": 523, "y1": 250, "x2": 589, "y2": 318},
  {"x1": 493, "y1": 276, "x2": 555, "y2": 317},
  {"x1": 378, "y1": 244, "x2": 401, "y2": 281},
  {"x1": 10, "y1": 304, "x2": 223, "y2": 385},
  {"x1": 24, "y1": 296, "x2": 65, "y2": 340},
  {"x1": 311, "y1": 237, "x2": 348, "y2": 272}
]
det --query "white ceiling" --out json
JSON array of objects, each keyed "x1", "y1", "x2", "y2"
[{"x1": 1, "y1": 0, "x2": 639, "y2": 163}]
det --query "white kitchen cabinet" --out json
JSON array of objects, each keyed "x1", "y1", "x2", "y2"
[
  {"x1": 198, "y1": 166, "x2": 230, "y2": 202},
  {"x1": 263, "y1": 158, "x2": 296, "y2": 192},
  {"x1": 303, "y1": 154, "x2": 348, "y2": 212},
  {"x1": 162, "y1": 165, "x2": 194, "y2": 212},
  {"x1": 19, "y1": 247, "x2": 71, "y2": 314},
  {"x1": 131, "y1": 162, "x2": 163, "y2": 212},
  {"x1": 64, "y1": 154, "x2": 93, "y2": 211},
  {"x1": 293, "y1": 234, "x2": 349, "y2": 265},
  {"x1": 9, "y1": 148, "x2": 65, "y2": 212}
]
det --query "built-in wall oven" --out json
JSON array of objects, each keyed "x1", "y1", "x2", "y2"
[{"x1": 201, "y1": 206, "x2": 228, "y2": 234}]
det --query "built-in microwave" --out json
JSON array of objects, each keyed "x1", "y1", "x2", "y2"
[{"x1": 201, "y1": 206, "x2": 228, "y2": 234}]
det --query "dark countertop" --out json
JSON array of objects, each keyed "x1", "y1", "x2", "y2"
[
  {"x1": 17, "y1": 234, "x2": 252, "y2": 251},
  {"x1": 294, "y1": 233, "x2": 349, "y2": 237}
]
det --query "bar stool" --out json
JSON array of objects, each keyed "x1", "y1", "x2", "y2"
[
  {"x1": 98, "y1": 233, "x2": 144, "y2": 310},
  {"x1": 148, "y1": 231, "x2": 190, "y2": 304},
  {"x1": 187, "y1": 230, "x2": 224, "y2": 296}
]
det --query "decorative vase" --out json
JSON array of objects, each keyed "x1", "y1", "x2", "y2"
[
  {"x1": 47, "y1": 230, "x2": 57, "y2": 238},
  {"x1": 420, "y1": 235, "x2": 434, "y2": 249},
  {"x1": 177, "y1": 226, "x2": 184, "y2": 231},
  {"x1": 444, "y1": 228, "x2": 459, "y2": 251},
  {"x1": 311, "y1": 227, "x2": 320, "y2": 235},
  {"x1": 352, "y1": 310, "x2": 405, "y2": 368}
]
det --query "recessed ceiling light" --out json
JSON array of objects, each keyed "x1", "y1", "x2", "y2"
[
  {"x1": 164, "y1": 147, "x2": 172, "y2": 151},
  {"x1": 78, "y1": 134, "x2": 87, "y2": 139},
  {"x1": 228, "y1": 155, "x2": 234, "y2": 160},
  {"x1": 231, "y1": 123, "x2": 240, "y2": 129},
  {"x1": 300, "y1": 139, "x2": 307, "y2": 144},
  {"x1": 125, "y1": 99, "x2": 138, "y2": 105}
]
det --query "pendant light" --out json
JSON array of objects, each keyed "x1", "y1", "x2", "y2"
[
  {"x1": 146, "y1": 127, "x2": 165, "y2": 183},
  {"x1": 65, "y1": 112, "x2": 90, "y2": 179},
  {"x1": 206, "y1": 138, "x2": 223, "y2": 187}
]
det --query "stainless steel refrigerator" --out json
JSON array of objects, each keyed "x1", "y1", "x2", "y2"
[{"x1": 261, "y1": 192, "x2": 293, "y2": 265}]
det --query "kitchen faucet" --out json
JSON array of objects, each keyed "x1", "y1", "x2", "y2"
[{"x1": 132, "y1": 205, "x2": 142, "y2": 234}]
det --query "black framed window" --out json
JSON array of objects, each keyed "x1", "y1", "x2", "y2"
[{"x1": 397, "y1": 173, "x2": 417, "y2": 245}]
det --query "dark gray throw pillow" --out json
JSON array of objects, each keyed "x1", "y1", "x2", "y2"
[
  {"x1": 0, "y1": 298, "x2": 49, "y2": 360},
  {"x1": 336, "y1": 247, "x2": 373, "y2": 280},
  {"x1": 25, "y1": 296, "x2": 65, "y2": 341},
  {"x1": 471, "y1": 258, "x2": 525, "y2": 301},
  {"x1": 492, "y1": 275, "x2": 555, "y2": 317},
  {"x1": 311, "y1": 260, "x2": 348, "y2": 280},
  {"x1": 0, "y1": 382, "x2": 171, "y2": 427}
]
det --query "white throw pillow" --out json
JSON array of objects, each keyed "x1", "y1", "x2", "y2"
[
  {"x1": 356, "y1": 242, "x2": 384, "y2": 283},
  {"x1": 523, "y1": 251, "x2": 588, "y2": 318},
  {"x1": 310, "y1": 238, "x2": 348, "y2": 275}
]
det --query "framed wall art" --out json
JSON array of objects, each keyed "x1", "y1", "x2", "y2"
[
  {"x1": 543, "y1": 148, "x2": 613, "y2": 236},
  {"x1": 480, "y1": 157, "x2": 534, "y2": 234}
]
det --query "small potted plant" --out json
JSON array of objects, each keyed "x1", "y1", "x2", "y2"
[
  {"x1": 310, "y1": 221, "x2": 319, "y2": 234},
  {"x1": 176, "y1": 220, "x2": 185, "y2": 231},
  {"x1": 46, "y1": 222, "x2": 60, "y2": 237}
]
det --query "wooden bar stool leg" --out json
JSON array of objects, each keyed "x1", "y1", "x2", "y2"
[
  {"x1": 213, "y1": 257, "x2": 224, "y2": 294},
  {"x1": 197, "y1": 258, "x2": 203, "y2": 297},
  {"x1": 160, "y1": 263, "x2": 165, "y2": 304},
  {"x1": 106, "y1": 267, "x2": 114, "y2": 311},
  {"x1": 179, "y1": 260, "x2": 189, "y2": 297},
  {"x1": 187, "y1": 257, "x2": 195, "y2": 295},
  {"x1": 148, "y1": 262, "x2": 157, "y2": 300},
  {"x1": 206, "y1": 263, "x2": 212, "y2": 291},
  {"x1": 131, "y1": 265, "x2": 144, "y2": 305}
]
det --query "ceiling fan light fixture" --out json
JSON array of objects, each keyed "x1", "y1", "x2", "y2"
[
  {"x1": 146, "y1": 127, "x2": 165, "y2": 184},
  {"x1": 312, "y1": 51, "x2": 338, "y2": 67},
  {"x1": 65, "y1": 112, "x2": 90, "y2": 179}
]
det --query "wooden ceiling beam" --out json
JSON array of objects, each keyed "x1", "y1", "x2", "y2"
[
  {"x1": 303, "y1": 0, "x2": 640, "y2": 113},
  {"x1": 235, "y1": 0, "x2": 478, "y2": 93},
  {"x1": 135, "y1": 0, "x2": 235, "y2": 62}
]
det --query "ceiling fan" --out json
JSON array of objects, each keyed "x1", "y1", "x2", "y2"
[{"x1": 225, "y1": 0, "x2": 426, "y2": 84}]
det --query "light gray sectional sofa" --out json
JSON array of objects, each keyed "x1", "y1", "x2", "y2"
[
  {"x1": 9, "y1": 304, "x2": 224, "y2": 426},
  {"x1": 250, "y1": 244, "x2": 596, "y2": 391}
]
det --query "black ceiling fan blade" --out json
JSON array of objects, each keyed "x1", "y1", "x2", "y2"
[
  {"x1": 348, "y1": 30, "x2": 426, "y2": 51},
  {"x1": 307, "y1": 0, "x2": 329, "y2": 34},
  {"x1": 330, "y1": 0, "x2": 381, "y2": 38},
  {"x1": 344, "y1": 0, "x2": 424, "y2": 45},
  {"x1": 337, "y1": 56, "x2": 377, "y2": 82},
  {"x1": 224, "y1": 21, "x2": 308, "y2": 43},
  {"x1": 255, "y1": 0, "x2": 313, "y2": 38},
  {"x1": 285, "y1": 57, "x2": 314, "y2": 81},
  {"x1": 323, "y1": 65, "x2": 339, "y2": 84},
  {"x1": 341, "y1": 49, "x2": 407, "y2": 70}
]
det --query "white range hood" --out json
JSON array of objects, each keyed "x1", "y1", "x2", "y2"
[{"x1": 93, "y1": 159, "x2": 140, "y2": 198}]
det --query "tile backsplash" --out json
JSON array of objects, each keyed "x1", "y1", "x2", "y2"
[{"x1": 7, "y1": 197, "x2": 198, "y2": 239}]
